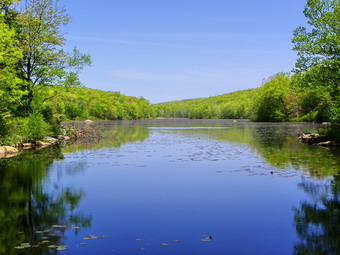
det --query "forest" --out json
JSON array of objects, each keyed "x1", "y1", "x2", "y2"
[{"x1": 0, "y1": 0, "x2": 339, "y2": 146}]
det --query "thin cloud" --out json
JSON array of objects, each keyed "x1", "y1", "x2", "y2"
[{"x1": 67, "y1": 35, "x2": 180, "y2": 47}]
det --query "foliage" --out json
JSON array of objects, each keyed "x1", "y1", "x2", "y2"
[
  {"x1": 0, "y1": 10, "x2": 23, "y2": 128},
  {"x1": 43, "y1": 87, "x2": 157, "y2": 121},
  {"x1": 292, "y1": 0, "x2": 340, "y2": 122},
  {"x1": 22, "y1": 112, "x2": 49, "y2": 141},
  {"x1": 254, "y1": 73, "x2": 292, "y2": 122},
  {"x1": 16, "y1": 0, "x2": 91, "y2": 113},
  {"x1": 156, "y1": 89, "x2": 258, "y2": 119}
]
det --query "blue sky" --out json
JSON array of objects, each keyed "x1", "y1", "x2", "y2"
[{"x1": 60, "y1": 0, "x2": 308, "y2": 103}]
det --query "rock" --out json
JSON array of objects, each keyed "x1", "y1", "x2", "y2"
[
  {"x1": 57, "y1": 135, "x2": 71, "y2": 141},
  {"x1": 298, "y1": 133, "x2": 328, "y2": 144},
  {"x1": 0, "y1": 146, "x2": 18, "y2": 154},
  {"x1": 36, "y1": 141, "x2": 51, "y2": 147},
  {"x1": 44, "y1": 136, "x2": 58, "y2": 144},
  {"x1": 23, "y1": 143, "x2": 33, "y2": 149},
  {"x1": 84, "y1": 120, "x2": 93, "y2": 124},
  {"x1": 0, "y1": 146, "x2": 19, "y2": 158}
]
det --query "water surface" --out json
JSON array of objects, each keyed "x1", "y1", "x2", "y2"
[{"x1": 1, "y1": 120, "x2": 339, "y2": 255}]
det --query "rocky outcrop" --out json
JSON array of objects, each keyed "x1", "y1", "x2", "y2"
[{"x1": 0, "y1": 146, "x2": 19, "y2": 159}]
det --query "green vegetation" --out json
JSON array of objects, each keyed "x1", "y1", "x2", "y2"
[
  {"x1": 0, "y1": 0, "x2": 156, "y2": 146},
  {"x1": 156, "y1": 88, "x2": 259, "y2": 119}
]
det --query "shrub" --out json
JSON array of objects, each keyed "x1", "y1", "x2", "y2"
[{"x1": 22, "y1": 113, "x2": 49, "y2": 142}]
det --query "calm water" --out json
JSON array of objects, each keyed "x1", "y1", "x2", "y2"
[{"x1": 0, "y1": 120, "x2": 339, "y2": 255}]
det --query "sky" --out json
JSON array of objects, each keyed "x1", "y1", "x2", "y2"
[{"x1": 59, "y1": 0, "x2": 308, "y2": 103}]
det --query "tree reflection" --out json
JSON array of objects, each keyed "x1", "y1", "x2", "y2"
[
  {"x1": 0, "y1": 147, "x2": 91, "y2": 254},
  {"x1": 204, "y1": 123, "x2": 340, "y2": 177},
  {"x1": 293, "y1": 174, "x2": 340, "y2": 255}
]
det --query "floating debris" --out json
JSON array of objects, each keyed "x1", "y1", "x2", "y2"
[
  {"x1": 160, "y1": 243, "x2": 170, "y2": 247},
  {"x1": 14, "y1": 246, "x2": 26, "y2": 249},
  {"x1": 56, "y1": 245, "x2": 67, "y2": 251},
  {"x1": 52, "y1": 225, "x2": 67, "y2": 229},
  {"x1": 15, "y1": 243, "x2": 31, "y2": 249},
  {"x1": 201, "y1": 236, "x2": 213, "y2": 242},
  {"x1": 83, "y1": 235, "x2": 99, "y2": 240}
]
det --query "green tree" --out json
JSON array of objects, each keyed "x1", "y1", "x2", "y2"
[
  {"x1": 255, "y1": 73, "x2": 291, "y2": 122},
  {"x1": 292, "y1": 0, "x2": 340, "y2": 121},
  {"x1": 0, "y1": 7, "x2": 23, "y2": 138},
  {"x1": 17, "y1": 0, "x2": 91, "y2": 113}
]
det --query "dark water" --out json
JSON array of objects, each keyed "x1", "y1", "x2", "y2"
[{"x1": 1, "y1": 120, "x2": 339, "y2": 255}]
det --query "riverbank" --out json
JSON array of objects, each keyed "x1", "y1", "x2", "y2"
[{"x1": 0, "y1": 120, "x2": 100, "y2": 159}]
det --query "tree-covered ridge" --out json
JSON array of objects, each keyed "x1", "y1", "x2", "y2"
[
  {"x1": 44, "y1": 86, "x2": 156, "y2": 121},
  {"x1": 156, "y1": 88, "x2": 259, "y2": 119}
]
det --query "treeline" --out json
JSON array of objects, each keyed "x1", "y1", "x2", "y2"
[
  {"x1": 156, "y1": 72, "x2": 339, "y2": 123},
  {"x1": 0, "y1": 0, "x2": 156, "y2": 145},
  {"x1": 156, "y1": 89, "x2": 258, "y2": 119},
  {"x1": 44, "y1": 87, "x2": 156, "y2": 121},
  {"x1": 157, "y1": 0, "x2": 340, "y2": 123}
]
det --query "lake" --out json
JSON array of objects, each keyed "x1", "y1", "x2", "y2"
[{"x1": 0, "y1": 119, "x2": 339, "y2": 255}]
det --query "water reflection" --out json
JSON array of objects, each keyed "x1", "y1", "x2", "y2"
[
  {"x1": 0, "y1": 147, "x2": 91, "y2": 254},
  {"x1": 0, "y1": 124, "x2": 150, "y2": 254},
  {"x1": 62, "y1": 122, "x2": 149, "y2": 153},
  {"x1": 293, "y1": 175, "x2": 340, "y2": 254},
  {"x1": 184, "y1": 123, "x2": 340, "y2": 177}
]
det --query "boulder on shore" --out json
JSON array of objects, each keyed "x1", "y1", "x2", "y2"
[
  {"x1": 36, "y1": 141, "x2": 51, "y2": 147},
  {"x1": 298, "y1": 133, "x2": 328, "y2": 144},
  {"x1": 23, "y1": 143, "x2": 33, "y2": 149},
  {"x1": 44, "y1": 136, "x2": 59, "y2": 144},
  {"x1": 0, "y1": 146, "x2": 19, "y2": 159},
  {"x1": 84, "y1": 120, "x2": 93, "y2": 124}
]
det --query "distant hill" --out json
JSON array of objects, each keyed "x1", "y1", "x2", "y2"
[{"x1": 155, "y1": 88, "x2": 260, "y2": 119}]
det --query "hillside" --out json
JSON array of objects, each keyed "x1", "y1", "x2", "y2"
[{"x1": 155, "y1": 88, "x2": 260, "y2": 119}]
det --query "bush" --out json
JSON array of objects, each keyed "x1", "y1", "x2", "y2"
[{"x1": 22, "y1": 113, "x2": 49, "y2": 142}]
